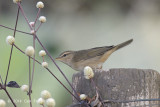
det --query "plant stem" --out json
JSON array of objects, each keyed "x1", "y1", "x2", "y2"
[
  {"x1": 91, "y1": 78, "x2": 105, "y2": 107},
  {"x1": 15, "y1": 3, "x2": 80, "y2": 101},
  {"x1": 4, "y1": 46, "x2": 14, "y2": 86},
  {"x1": 0, "y1": 25, "x2": 32, "y2": 35},
  {"x1": 36, "y1": 22, "x2": 42, "y2": 32},
  {"x1": 17, "y1": 3, "x2": 32, "y2": 30},
  {"x1": 34, "y1": 8, "x2": 41, "y2": 29},
  {"x1": 46, "y1": 68, "x2": 79, "y2": 101},
  {"x1": 13, "y1": 44, "x2": 79, "y2": 101},
  {"x1": 28, "y1": 57, "x2": 31, "y2": 94},
  {"x1": 29, "y1": 34, "x2": 36, "y2": 93},
  {"x1": 35, "y1": 36, "x2": 80, "y2": 101},
  {"x1": 28, "y1": 93, "x2": 32, "y2": 107},
  {"x1": 4, "y1": 88, "x2": 17, "y2": 107},
  {"x1": 17, "y1": 2, "x2": 37, "y2": 93},
  {"x1": 4, "y1": 6, "x2": 20, "y2": 86},
  {"x1": 0, "y1": 74, "x2": 3, "y2": 85}
]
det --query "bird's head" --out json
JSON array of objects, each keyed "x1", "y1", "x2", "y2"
[{"x1": 56, "y1": 51, "x2": 74, "y2": 65}]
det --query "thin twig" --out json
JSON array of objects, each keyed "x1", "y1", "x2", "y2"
[
  {"x1": 35, "y1": 36, "x2": 80, "y2": 101},
  {"x1": 13, "y1": 44, "x2": 80, "y2": 101},
  {"x1": 91, "y1": 78, "x2": 105, "y2": 107},
  {"x1": 28, "y1": 57, "x2": 31, "y2": 94},
  {"x1": 4, "y1": 6, "x2": 20, "y2": 86},
  {"x1": 0, "y1": 25, "x2": 32, "y2": 35},
  {"x1": 0, "y1": 74, "x2": 3, "y2": 85},
  {"x1": 35, "y1": 22, "x2": 42, "y2": 32},
  {"x1": 28, "y1": 93, "x2": 32, "y2": 107},
  {"x1": 17, "y1": 3, "x2": 32, "y2": 30},
  {"x1": 17, "y1": 2, "x2": 37, "y2": 94},
  {"x1": 4, "y1": 88, "x2": 17, "y2": 107},
  {"x1": 14, "y1": 2, "x2": 80, "y2": 101},
  {"x1": 13, "y1": 44, "x2": 40, "y2": 64},
  {"x1": 34, "y1": 8, "x2": 41, "y2": 29},
  {"x1": 29, "y1": 34, "x2": 36, "y2": 93},
  {"x1": 4, "y1": 46, "x2": 14, "y2": 86}
]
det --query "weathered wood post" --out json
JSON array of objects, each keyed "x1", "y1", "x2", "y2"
[{"x1": 69, "y1": 68, "x2": 160, "y2": 107}]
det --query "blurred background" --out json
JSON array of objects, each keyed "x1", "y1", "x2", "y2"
[{"x1": 0, "y1": 0, "x2": 160, "y2": 106}]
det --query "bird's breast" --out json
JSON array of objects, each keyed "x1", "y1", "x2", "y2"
[{"x1": 71, "y1": 56, "x2": 103, "y2": 71}]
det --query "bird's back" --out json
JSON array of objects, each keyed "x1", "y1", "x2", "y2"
[{"x1": 72, "y1": 46, "x2": 114, "y2": 62}]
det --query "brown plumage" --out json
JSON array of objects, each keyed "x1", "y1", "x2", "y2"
[{"x1": 56, "y1": 39, "x2": 133, "y2": 71}]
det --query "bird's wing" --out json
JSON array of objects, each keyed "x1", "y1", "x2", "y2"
[{"x1": 72, "y1": 46, "x2": 114, "y2": 62}]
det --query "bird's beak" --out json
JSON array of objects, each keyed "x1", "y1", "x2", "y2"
[{"x1": 55, "y1": 57, "x2": 60, "y2": 60}]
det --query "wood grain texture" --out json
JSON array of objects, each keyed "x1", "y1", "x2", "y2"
[{"x1": 69, "y1": 68, "x2": 160, "y2": 107}]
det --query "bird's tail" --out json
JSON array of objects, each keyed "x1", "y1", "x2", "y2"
[{"x1": 115, "y1": 39, "x2": 133, "y2": 51}]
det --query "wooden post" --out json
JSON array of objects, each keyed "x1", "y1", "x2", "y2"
[{"x1": 69, "y1": 68, "x2": 160, "y2": 107}]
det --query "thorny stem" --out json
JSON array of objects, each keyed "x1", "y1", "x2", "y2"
[
  {"x1": 35, "y1": 36, "x2": 80, "y2": 101},
  {"x1": 13, "y1": 44, "x2": 80, "y2": 101},
  {"x1": 4, "y1": 6, "x2": 20, "y2": 86},
  {"x1": 4, "y1": 88, "x2": 17, "y2": 107},
  {"x1": 0, "y1": 25, "x2": 32, "y2": 35},
  {"x1": 91, "y1": 78, "x2": 105, "y2": 107}
]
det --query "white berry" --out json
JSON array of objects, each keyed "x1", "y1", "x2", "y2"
[
  {"x1": 21, "y1": 85, "x2": 29, "y2": 92},
  {"x1": 42, "y1": 62, "x2": 48, "y2": 68},
  {"x1": 30, "y1": 30, "x2": 35, "y2": 34},
  {"x1": 25, "y1": 46, "x2": 35, "y2": 57},
  {"x1": 46, "y1": 98, "x2": 56, "y2": 107},
  {"x1": 39, "y1": 16, "x2": 46, "y2": 23},
  {"x1": 13, "y1": 0, "x2": 21, "y2": 3},
  {"x1": 84, "y1": 66, "x2": 94, "y2": 79},
  {"x1": 29, "y1": 22, "x2": 35, "y2": 27},
  {"x1": 80, "y1": 94, "x2": 87, "y2": 100},
  {"x1": 41, "y1": 90, "x2": 51, "y2": 100},
  {"x1": 37, "y1": 98, "x2": 45, "y2": 105},
  {"x1": 39, "y1": 50, "x2": 46, "y2": 57},
  {"x1": 6, "y1": 36, "x2": 15, "y2": 45},
  {"x1": 0, "y1": 99, "x2": 6, "y2": 107},
  {"x1": 36, "y1": 1, "x2": 44, "y2": 8}
]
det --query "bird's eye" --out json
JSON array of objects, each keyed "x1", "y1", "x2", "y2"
[{"x1": 63, "y1": 54, "x2": 67, "y2": 57}]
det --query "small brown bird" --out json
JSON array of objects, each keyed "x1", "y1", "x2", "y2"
[{"x1": 56, "y1": 39, "x2": 133, "y2": 71}]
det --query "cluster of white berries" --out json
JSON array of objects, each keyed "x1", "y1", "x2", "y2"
[
  {"x1": 84, "y1": 66, "x2": 94, "y2": 79},
  {"x1": 0, "y1": 99, "x2": 6, "y2": 107},
  {"x1": 39, "y1": 50, "x2": 48, "y2": 68},
  {"x1": 36, "y1": 1, "x2": 46, "y2": 23},
  {"x1": 37, "y1": 90, "x2": 56, "y2": 107}
]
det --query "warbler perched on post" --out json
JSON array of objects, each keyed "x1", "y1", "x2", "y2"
[{"x1": 56, "y1": 39, "x2": 133, "y2": 71}]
